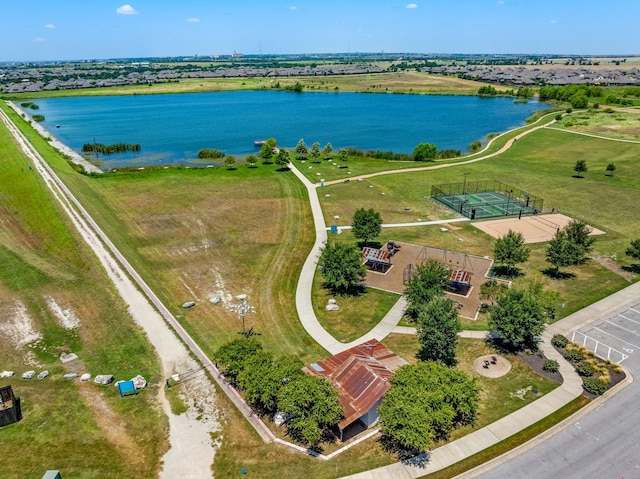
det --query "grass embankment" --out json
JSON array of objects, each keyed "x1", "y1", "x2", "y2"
[{"x1": 0, "y1": 111, "x2": 166, "y2": 478}]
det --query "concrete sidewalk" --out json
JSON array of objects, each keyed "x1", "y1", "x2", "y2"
[{"x1": 339, "y1": 329, "x2": 584, "y2": 479}]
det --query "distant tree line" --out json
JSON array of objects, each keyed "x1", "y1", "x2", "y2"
[
  {"x1": 539, "y1": 85, "x2": 603, "y2": 108},
  {"x1": 82, "y1": 143, "x2": 141, "y2": 155}
]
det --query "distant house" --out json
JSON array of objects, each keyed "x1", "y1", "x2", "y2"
[{"x1": 304, "y1": 339, "x2": 407, "y2": 440}]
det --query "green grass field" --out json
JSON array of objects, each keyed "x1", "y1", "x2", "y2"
[
  {"x1": 0, "y1": 109, "x2": 167, "y2": 478},
  {"x1": 1, "y1": 94, "x2": 639, "y2": 478}
]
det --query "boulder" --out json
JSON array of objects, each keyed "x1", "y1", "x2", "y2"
[
  {"x1": 209, "y1": 296, "x2": 221, "y2": 304},
  {"x1": 235, "y1": 294, "x2": 248, "y2": 301},
  {"x1": 94, "y1": 374, "x2": 114, "y2": 385},
  {"x1": 60, "y1": 352, "x2": 78, "y2": 363},
  {"x1": 37, "y1": 370, "x2": 50, "y2": 380},
  {"x1": 62, "y1": 373, "x2": 79, "y2": 380},
  {"x1": 131, "y1": 375, "x2": 147, "y2": 390},
  {"x1": 22, "y1": 370, "x2": 36, "y2": 380},
  {"x1": 0, "y1": 371, "x2": 14, "y2": 378},
  {"x1": 80, "y1": 373, "x2": 92, "y2": 381},
  {"x1": 182, "y1": 301, "x2": 196, "y2": 309},
  {"x1": 326, "y1": 299, "x2": 340, "y2": 312}
]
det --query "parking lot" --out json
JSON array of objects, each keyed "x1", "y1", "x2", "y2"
[{"x1": 573, "y1": 301, "x2": 640, "y2": 370}]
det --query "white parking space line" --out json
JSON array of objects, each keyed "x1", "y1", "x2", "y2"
[
  {"x1": 594, "y1": 326, "x2": 640, "y2": 350},
  {"x1": 619, "y1": 314, "x2": 640, "y2": 326},
  {"x1": 571, "y1": 330, "x2": 629, "y2": 363},
  {"x1": 605, "y1": 320, "x2": 640, "y2": 338}
]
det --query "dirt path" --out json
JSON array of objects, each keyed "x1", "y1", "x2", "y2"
[{"x1": 1, "y1": 106, "x2": 222, "y2": 478}]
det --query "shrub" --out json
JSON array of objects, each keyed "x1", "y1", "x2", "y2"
[
  {"x1": 543, "y1": 359, "x2": 559, "y2": 372},
  {"x1": 575, "y1": 361, "x2": 595, "y2": 377},
  {"x1": 555, "y1": 114, "x2": 563, "y2": 121},
  {"x1": 551, "y1": 334, "x2": 569, "y2": 348},
  {"x1": 612, "y1": 364, "x2": 624, "y2": 374},
  {"x1": 582, "y1": 377, "x2": 607, "y2": 395},
  {"x1": 564, "y1": 348, "x2": 584, "y2": 363}
]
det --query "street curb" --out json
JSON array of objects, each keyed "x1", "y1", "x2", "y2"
[{"x1": 453, "y1": 367, "x2": 634, "y2": 478}]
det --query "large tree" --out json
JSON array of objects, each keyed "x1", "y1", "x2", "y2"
[
  {"x1": 488, "y1": 288, "x2": 545, "y2": 351},
  {"x1": 479, "y1": 279, "x2": 508, "y2": 306},
  {"x1": 275, "y1": 149, "x2": 291, "y2": 169},
  {"x1": 413, "y1": 142, "x2": 437, "y2": 161},
  {"x1": 563, "y1": 219, "x2": 595, "y2": 256},
  {"x1": 404, "y1": 259, "x2": 450, "y2": 320},
  {"x1": 319, "y1": 242, "x2": 367, "y2": 294},
  {"x1": 493, "y1": 229, "x2": 530, "y2": 276},
  {"x1": 546, "y1": 221, "x2": 594, "y2": 277},
  {"x1": 237, "y1": 352, "x2": 304, "y2": 414},
  {"x1": 378, "y1": 362, "x2": 479, "y2": 453},
  {"x1": 213, "y1": 337, "x2": 263, "y2": 386},
  {"x1": 322, "y1": 142, "x2": 333, "y2": 156},
  {"x1": 260, "y1": 138, "x2": 277, "y2": 162},
  {"x1": 295, "y1": 138, "x2": 308, "y2": 155},
  {"x1": 416, "y1": 297, "x2": 461, "y2": 365},
  {"x1": 277, "y1": 374, "x2": 343, "y2": 446},
  {"x1": 310, "y1": 141, "x2": 321, "y2": 160},
  {"x1": 351, "y1": 207, "x2": 383, "y2": 246}
]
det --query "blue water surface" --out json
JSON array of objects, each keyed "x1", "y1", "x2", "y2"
[{"x1": 34, "y1": 91, "x2": 548, "y2": 168}]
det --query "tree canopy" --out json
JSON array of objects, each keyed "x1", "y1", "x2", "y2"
[
  {"x1": 295, "y1": 138, "x2": 308, "y2": 155},
  {"x1": 493, "y1": 229, "x2": 530, "y2": 276},
  {"x1": 573, "y1": 159, "x2": 587, "y2": 177},
  {"x1": 546, "y1": 230, "x2": 583, "y2": 277},
  {"x1": 237, "y1": 352, "x2": 304, "y2": 414},
  {"x1": 404, "y1": 259, "x2": 450, "y2": 320},
  {"x1": 319, "y1": 242, "x2": 367, "y2": 294},
  {"x1": 413, "y1": 142, "x2": 437, "y2": 161},
  {"x1": 310, "y1": 141, "x2": 321, "y2": 160},
  {"x1": 322, "y1": 142, "x2": 333, "y2": 156},
  {"x1": 213, "y1": 337, "x2": 263, "y2": 386},
  {"x1": 351, "y1": 208, "x2": 383, "y2": 246},
  {"x1": 378, "y1": 362, "x2": 479, "y2": 452},
  {"x1": 277, "y1": 374, "x2": 343, "y2": 446},
  {"x1": 416, "y1": 297, "x2": 461, "y2": 365},
  {"x1": 275, "y1": 149, "x2": 291, "y2": 169},
  {"x1": 488, "y1": 288, "x2": 545, "y2": 351},
  {"x1": 260, "y1": 138, "x2": 277, "y2": 161},
  {"x1": 479, "y1": 279, "x2": 508, "y2": 306}
]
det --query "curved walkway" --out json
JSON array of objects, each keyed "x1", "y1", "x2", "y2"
[{"x1": 290, "y1": 112, "x2": 557, "y2": 355}]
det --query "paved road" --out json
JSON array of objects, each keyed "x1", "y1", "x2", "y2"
[{"x1": 465, "y1": 285, "x2": 640, "y2": 479}]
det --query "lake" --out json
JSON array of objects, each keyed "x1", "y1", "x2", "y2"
[{"x1": 33, "y1": 91, "x2": 549, "y2": 169}]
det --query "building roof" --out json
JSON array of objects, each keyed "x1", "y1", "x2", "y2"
[{"x1": 305, "y1": 339, "x2": 407, "y2": 429}]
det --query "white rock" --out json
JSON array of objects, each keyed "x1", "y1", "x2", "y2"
[
  {"x1": 328, "y1": 299, "x2": 337, "y2": 305},
  {"x1": 235, "y1": 294, "x2": 247, "y2": 301},
  {"x1": 326, "y1": 304, "x2": 340, "y2": 312},
  {"x1": 60, "y1": 352, "x2": 78, "y2": 363},
  {"x1": 81, "y1": 373, "x2": 92, "y2": 381},
  {"x1": 22, "y1": 370, "x2": 36, "y2": 379},
  {"x1": 94, "y1": 374, "x2": 114, "y2": 385},
  {"x1": 0, "y1": 371, "x2": 14, "y2": 378},
  {"x1": 37, "y1": 370, "x2": 49, "y2": 379},
  {"x1": 131, "y1": 375, "x2": 147, "y2": 390},
  {"x1": 182, "y1": 301, "x2": 196, "y2": 309},
  {"x1": 62, "y1": 373, "x2": 79, "y2": 380}
]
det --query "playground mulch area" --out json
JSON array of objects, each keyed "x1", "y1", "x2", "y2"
[
  {"x1": 471, "y1": 213, "x2": 606, "y2": 244},
  {"x1": 363, "y1": 241, "x2": 494, "y2": 320}
]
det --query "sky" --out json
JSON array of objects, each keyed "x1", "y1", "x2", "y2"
[{"x1": 1, "y1": 0, "x2": 639, "y2": 62}]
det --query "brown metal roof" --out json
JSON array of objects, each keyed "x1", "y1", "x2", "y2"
[{"x1": 304, "y1": 339, "x2": 407, "y2": 430}]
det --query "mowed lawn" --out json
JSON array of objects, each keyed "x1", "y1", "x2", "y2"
[
  {"x1": 2, "y1": 99, "x2": 638, "y2": 478},
  {"x1": 0, "y1": 114, "x2": 167, "y2": 478}
]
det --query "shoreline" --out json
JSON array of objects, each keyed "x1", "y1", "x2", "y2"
[{"x1": 6, "y1": 101, "x2": 102, "y2": 174}]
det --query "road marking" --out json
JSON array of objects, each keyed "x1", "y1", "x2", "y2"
[
  {"x1": 594, "y1": 326, "x2": 640, "y2": 349},
  {"x1": 586, "y1": 432, "x2": 599, "y2": 441},
  {"x1": 605, "y1": 320, "x2": 640, "y2": 338},
  {"x1": 571, "y1": 330, "x2": 629, "y2": 363},
  {"x1": 620, "y1": 313, "x2": 640, "y2": 326}
]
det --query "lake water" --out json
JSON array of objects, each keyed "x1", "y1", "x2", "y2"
[{"x1": 34, "y1": 91, "x2": 548, "y2": 169}]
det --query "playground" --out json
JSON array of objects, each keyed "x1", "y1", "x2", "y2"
[{"x1": 363, "y1": 241, "x2": 494, "y2": 319}]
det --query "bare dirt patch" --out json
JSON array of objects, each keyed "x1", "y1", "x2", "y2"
[
  {"x1": 591, "y1": 252, "x2": 635, "y2": 282},
  {"x1": 472, "y1": 214, "x2": 606, "y2": 244}
]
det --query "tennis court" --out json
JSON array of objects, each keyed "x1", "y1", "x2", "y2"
[
  {"x1": 472, "y1": 213, "x2": 606, "y2": 244},
  {"x1": 431, "y1": 180, "x2": 543, "y2": 220}
]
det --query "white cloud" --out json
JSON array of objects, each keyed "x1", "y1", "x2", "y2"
[
  {"x1": 186, "y1": 17, "x2": 200, "y2": 23},
  {"x1": 116, "y1": 4, "x2": 138, "y2": 15},
  {"x1": 497, "y1": 0, "x2": 504, "y2": 4},
  {"x1": 406, "y1": 3, "x2": 418, "y2": 8},
  {"x1": 44, "y1": 23, "x2": 55, "y2": 29},
  {"x1": 289, "y1": 6, "x2": 297, "y2": 11},
  {"x1": 550, "y1": 19, "x2": 558, "y2": 24},
  {"x1": 33, "y1": 37, "x2": 46, "y2": 42}
]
